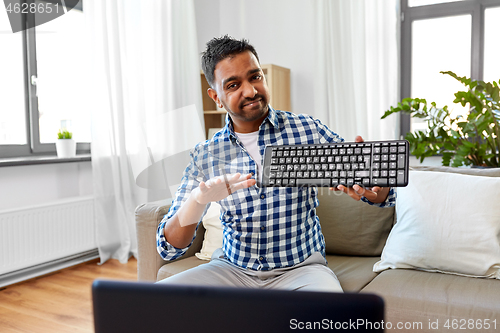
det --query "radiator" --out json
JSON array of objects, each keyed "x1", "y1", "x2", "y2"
[{"x1": 0, "y1": 196, "x2": 96, "y2": 275}]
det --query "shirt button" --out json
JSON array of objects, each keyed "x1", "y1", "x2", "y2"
[
  {"x1": 259, "y1": 256, "x2": 264, "y2": 261},
  {"x1": 260, "y1": 194, "x2": 265, "y2": 199},
  {"x1": 250, "y1": 172, "x2": 255, "y2": 176},
  {"x1": 260, "y1": 226, "x2": 265, "y2": 231}
]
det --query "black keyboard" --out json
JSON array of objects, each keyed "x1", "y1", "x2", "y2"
[{"x1": 262, "y1": 140, "x2": 409, "y2": 188}]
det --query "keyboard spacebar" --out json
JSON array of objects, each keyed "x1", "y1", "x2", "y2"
[{"x1": 296, "y1": 179, "x2": 331, "y2": 187}]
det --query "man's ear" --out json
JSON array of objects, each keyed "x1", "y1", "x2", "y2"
[{"x1": 208, "y1": 88, "x2": 222, "y2": 109}]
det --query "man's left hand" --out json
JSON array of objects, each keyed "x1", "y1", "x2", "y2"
[
  {"x1": 334, "y1": 184, "x2": 390, "y2": 203},
  {"x1": 329, "y1": 135, "x2": 390, "y2": 203}
]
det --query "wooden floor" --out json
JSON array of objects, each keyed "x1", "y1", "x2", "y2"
[{"x1": 0, "y1": 258, "x2": 138, "y2": 333}]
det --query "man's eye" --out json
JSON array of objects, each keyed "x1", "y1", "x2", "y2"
[
  {"x1": 253, "y1": 74, "x2": 262, "y2": 80},
  {"x1": 227, "y1": 83, "x2": 237, "y2": 90}
]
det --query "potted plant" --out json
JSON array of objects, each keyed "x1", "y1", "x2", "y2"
[
  {"x1": 56, "y1": 129, "x2": 76, "y2": 158},
  {"x1": 381, "y1": 71, "x2": 500, "y2": 167}
]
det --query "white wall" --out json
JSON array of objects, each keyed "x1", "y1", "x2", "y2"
[
  {"x1": 193, "y1": 0, "x2": 317, "y2": 116},
  {"x1": 0, "y1": 161, "x2": 93, "y2": 211}
]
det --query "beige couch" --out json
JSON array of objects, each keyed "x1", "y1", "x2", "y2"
[{"x1": 136, "y1": 166, "x2": 500, "y2": 332}]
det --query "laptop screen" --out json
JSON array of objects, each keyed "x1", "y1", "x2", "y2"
[{"x1": 92, "y1": 279, "x2": 385, "y2": 333}]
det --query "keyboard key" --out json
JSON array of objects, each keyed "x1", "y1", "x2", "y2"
[
  {"x1": 355, "y1": 170, "x2": 370, "y2": 178},
  {"x1": 397, "y1": 170, "x2": 405, "y2": 185},
  {"x1": 398, "y1": 154, "x2": 405, "y2": 169},
  {"x1": 296, "y1": 179, "x2": 331, "y2": 187},
  {"x1": 372, "y1": 178, "x2": 388, "y2": 186}
]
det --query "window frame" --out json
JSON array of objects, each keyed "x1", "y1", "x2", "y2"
[
  {"x1": 400, "y1": 0, "x2": 500, "y2": 137},
  {"x1": 0, "y1": 0, "x2": 89, "y2": 159}
]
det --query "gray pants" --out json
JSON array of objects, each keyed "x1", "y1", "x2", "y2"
[{"x1": 157, "y1": 249, "x2": 343, "y2": 293}]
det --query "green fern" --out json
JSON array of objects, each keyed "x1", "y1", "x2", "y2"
[{"x1": 381, "y1": 71, "x2": 500, "y2": 167}]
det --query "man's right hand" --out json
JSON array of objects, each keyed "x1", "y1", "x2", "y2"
[
  {"x1": 164, "y1": 173, "x2": 256, "y2": 248},
  {"x1": 192, "y1": 173, "x2": 256, "y2": 205}
]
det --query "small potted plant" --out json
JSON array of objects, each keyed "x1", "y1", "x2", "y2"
[
  {"x1": 56, "y1": 129, "x2": 76, "y2": 158},
  {"x1": 381, "y1": 71, "x2": 499, "y2": 167}
]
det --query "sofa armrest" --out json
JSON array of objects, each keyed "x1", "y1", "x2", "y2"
[{"x1": 135, "y1": 200, "x2": 205, "y2": 281}]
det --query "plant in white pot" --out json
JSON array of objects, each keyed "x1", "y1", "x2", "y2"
[{"x1": 56, "y1": 129, "x2": 76, "y2": 158}]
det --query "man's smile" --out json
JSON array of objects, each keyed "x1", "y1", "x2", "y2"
[{"x1": 241, "y1": 97, "x2": 262, "y2": 109}]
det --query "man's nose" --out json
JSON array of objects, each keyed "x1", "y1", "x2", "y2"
[{"x1": 241, "y1": 80, "x2": 257, "y2": 98}]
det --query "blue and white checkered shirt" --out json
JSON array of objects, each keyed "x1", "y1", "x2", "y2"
[{"x1": 157, "y1": 106, "x2": 396, "y2": 271}]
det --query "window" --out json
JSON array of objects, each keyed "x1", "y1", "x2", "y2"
[
  {"x1": 0, "y1": 0, "x2": 88, "y2": 158},
  {"x1": 400, "y1": 0, "x2": 500, "y2": 136},
  {"x1": 483, "y1": 6, "x2": 500, "y2": 83},
  {"x1": 0, "y1": 10, "x2": 28, "y2": 150}
]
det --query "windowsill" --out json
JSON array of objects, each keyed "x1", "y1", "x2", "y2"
[{"x1": 0, "y1": 154, "x2": 91, "y2": 167}]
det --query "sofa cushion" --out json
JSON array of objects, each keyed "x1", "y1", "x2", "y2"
[
  {"x1": 195, "y1": 203, "x2": 223, "y2": 261},
  {"x1": 362, "y1": 269, "x2": 500, "y2": 330},
  {"x1": 326, "y1": 255, "x2": 381, "y2": 292},
  {"x1": 374, "y1": 170, "x2": 500, "y2": 279},
  {"x1": 316, "y1": 190, "x2": 395, "y2": 256},
  {"x1": 157, "y1": 256, "x2": 208, "y2": 281}
]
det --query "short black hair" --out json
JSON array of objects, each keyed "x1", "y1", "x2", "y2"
[{"x1": 201, "y1": 35, "x2": 260, "y2": 89}]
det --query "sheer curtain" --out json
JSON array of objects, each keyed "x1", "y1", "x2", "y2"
[
  {"x1": 85, "y1": 0, "x2": 204, "y2": 264},
  {"x1": 314, "y1": 0, "x2": 400, "y2": 141}
]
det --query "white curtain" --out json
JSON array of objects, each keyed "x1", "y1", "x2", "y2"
[
  {"x1": 85, "y1": 0, "x2": 204, "y2": 264},
  {"x1": 314, "y1": 0, "x2": 400, "y2": 141}
]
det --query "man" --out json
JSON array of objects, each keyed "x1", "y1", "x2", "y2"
[{"x1": 157, "y1": 35, "x2": 395, "y2": 292}]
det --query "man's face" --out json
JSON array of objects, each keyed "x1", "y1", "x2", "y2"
[{"x1": 208, "y1": 51, "x2": 270, "y2": 133}]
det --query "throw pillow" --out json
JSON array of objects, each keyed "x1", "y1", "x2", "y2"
[
  {"x1": 316, "y1": 190, "x2": 395, "y2": 256},
  {"x1": 373, "y1": 170, "x2": 500, "y2": 278},
  {"x1": 411, "y1": 165, "x2": 500, "y2": 177},
  {"x1": 195, "y1": 203, "x2": 223, "y2": 261}
]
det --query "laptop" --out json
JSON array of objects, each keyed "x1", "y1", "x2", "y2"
[{"x1": 92, "y1": 279, "x2": 385, "y2": 333}]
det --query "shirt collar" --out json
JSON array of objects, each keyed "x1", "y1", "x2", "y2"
[{"x1": 224, "y1": 105, "x2": 280, "y2": 143}]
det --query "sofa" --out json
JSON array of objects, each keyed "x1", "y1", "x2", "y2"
[{"x1": 136, "y1": 165, "x2": 500, "y2": 332}]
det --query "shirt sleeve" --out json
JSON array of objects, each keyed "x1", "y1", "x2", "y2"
[
  {"x1": 308, "y1": 114, "x2": 397, "y2": 208},
  {"x1": 361, "y1": 187, "x2": 396, "y2": 208},
  {"x1": 156, "y1": 145, "x2": 209, "y2": 261},
  {"x1": 310, "y1": 115, "x2": 345, "y2": 144}
]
